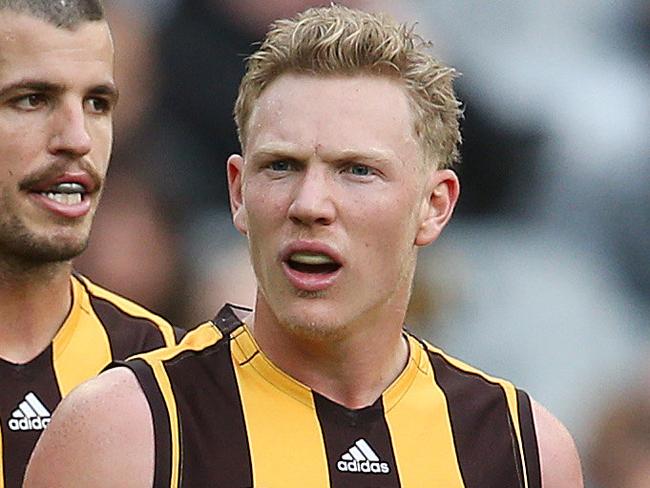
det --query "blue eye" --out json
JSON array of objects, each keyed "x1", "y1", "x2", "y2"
[
  {"x1": 348, "y1": 164, "x2": 372, "y2": 176},
  {"x1": 270, "y1": 160, "x2": 293, "y2": 171}
]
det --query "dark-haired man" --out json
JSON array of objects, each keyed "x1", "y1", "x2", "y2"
[{"x1": 0, "y1": 1, "x2": 180, "y2": 486}]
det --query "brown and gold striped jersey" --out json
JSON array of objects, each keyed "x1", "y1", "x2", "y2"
[
  {"x1": 0, "y1": 273, "x2": 182, "y2": 488},
  {"x1": 124, "y1": 304, "x2": 541, "y2": 488}
]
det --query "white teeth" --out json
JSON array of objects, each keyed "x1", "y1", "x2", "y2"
[
  {"x1": 44, "y1": 192, "x2": 82, "y2": 205},
  {"x1": 39, "y1": 182, "x2": 86, "y2": 205},
  {"x1": 290, "y1": 252, "x2": 335, "y2": 265},
  {"x1": 51, "y1": 182, "x2": 86, "y2": 194}
]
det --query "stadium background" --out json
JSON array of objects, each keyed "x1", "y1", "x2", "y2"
[{"x1": 74, "y1": 1, "x2": 650, "y2": 486}]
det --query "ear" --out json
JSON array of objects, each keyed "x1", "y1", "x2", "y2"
[
  {"x1": 415, "y1": 169, "x2": 460, "y2": 247},
  {"x1": 227, "y1": 154, "x2": 248, "y2": 235}
]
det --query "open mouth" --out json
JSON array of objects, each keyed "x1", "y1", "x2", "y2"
[{"x1": 286, "y1": 252, "x2": 342, "y2": 274}]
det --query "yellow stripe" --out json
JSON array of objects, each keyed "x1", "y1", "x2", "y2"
[
  {"x1": 53, "y1": 277, "x2": 112, "y2": 396},
  {"x1": 75, "y1": 275, "x2": 177, "y2": 346},
  {"x1": 132, "y1": 321, "x2": 221, "y2": 363},
  {"x1": 135, "y1": 322, "x2": 222, "y2": 488},
  {"x1": 232, "y1": 328, "x2": 329, "y2": 487},
  {"x1": 150, "y1": 361, "x2": 181, "y2": 488},
  {"x1": 423, "y1": 339, "x2": 528, "y2": 487},
  {"x1": 385, "y1": 335, "x2": 465, "y2": 487}
]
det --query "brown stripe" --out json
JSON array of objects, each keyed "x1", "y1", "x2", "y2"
[
  {"x1": 427, "y1": 350, "x2": 524, "y2": 488},
  {"x1": 118, "y1": 359, "x2": 173, "y2": 488},
  {"x1": 211, "y1": 303, "x2": 251, "y2": 335},
  {"x1": 0, "y1": 348, "x2": 62, "y2": 488},
  {"x1": 517, "y1": 390, "x2": 541, "y2": 488},
  {"x1": 172, "y1": 326, "x2": 187, "y2": 343},
  {"x1": 314, "y1": 393, "x2": 401, "y2": 488},
  {"x1": 165, "y1": 342, "x2": 253, "y2": 486},
  {"x1": 88, "y1": 295, "x2": 167, "y2": 359}
]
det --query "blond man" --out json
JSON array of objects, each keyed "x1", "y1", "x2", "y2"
[{"x1": 26, "y1": 6, "x2": 581, "y2": 487}]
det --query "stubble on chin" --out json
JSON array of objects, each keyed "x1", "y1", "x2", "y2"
[
  {"x1": 273, "y1": 288, "x2": 343, "y2": 338},
  {"x1": 0, "y1": 213, "x2": 90, "y2": 272},
  {"x1": 281, "y1": 314, "x2": 349, "y2": 342},
  {"x1": 295, "y1": 289, "x2": 327, "y2": 299},
  {"x1": 278, "y1": 307, "x2": 356, "y2": 343}
]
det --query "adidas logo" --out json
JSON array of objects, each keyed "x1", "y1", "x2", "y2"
[
  {"x1": 336, "y1": 438, "x2": 390, "y2": 474},
  {"x1": 8, "y1": 392, "x2": 51, "y2": 432}
]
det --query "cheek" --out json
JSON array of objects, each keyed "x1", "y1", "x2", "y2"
[
  {"x1": 242, "y1": 194, "x2": 281, "y2": 243},
  {"x1": 0, "y1": 142, "x2": 38, "y2": 179},
  {"x1": 90, "y1": 124, "x2": 113, "y2": 173},
  {"x1": 245, "y1": 182, "x2": 288, "y2": 223},
  {"x1": 357, "y1": 211, "x2": 411, "y2": 258},
  {"x1": 354, "y1": 198, "x2": 419, "y2": 270}
]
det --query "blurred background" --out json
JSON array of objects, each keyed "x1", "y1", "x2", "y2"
[{"x1": 75, "y1": 1, "x2": 649, "y2": 485}]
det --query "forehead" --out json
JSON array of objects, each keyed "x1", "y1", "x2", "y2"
[
  {"x1": 246, "y1": 73, "x2": 421, "y2": 163},
  {"x1": 0, "y1": 11, "x2": 113, "y2": 83}
]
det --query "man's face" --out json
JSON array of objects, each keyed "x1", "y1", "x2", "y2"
[
  {"x1": 0, "y1": 11, "x2": 116, "y2": 266},
  {"x1": 228, "y1": 74, "x2": 458, "y2": 335}
]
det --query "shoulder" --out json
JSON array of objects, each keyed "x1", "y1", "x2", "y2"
[
  {"x1": 130, "y1": 319, "x2": 226, "y2": 367},
  {"x1": 132, "y1": 302, "x2": 250, "y2": 365},
  {"x1": 73, "y1": 273, "x2": 181, "y2": 347},
  {"x1": 416, "y1": 336, "x2": 581, "y2": 486},
  {"x1": 24, "y1": 367, "x2": 154, "y2": 488},
  {"x1": 532, "y1": 398, "x2": 584, "y2": 488},
  {"x1": 416, "y1": 335, "x2": 519, "y2": 392}
]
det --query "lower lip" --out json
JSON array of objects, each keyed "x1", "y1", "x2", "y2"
[
  {"x1": 29, "y1": 192, "x2": 92, "y2": 219},
  {"x1": 282, "y1": 262, "x2": 342, "y2": 292}
]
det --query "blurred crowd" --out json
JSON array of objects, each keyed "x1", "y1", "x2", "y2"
[{"x1": 74, "y1": 1, "x2": 650, "y2": 485}]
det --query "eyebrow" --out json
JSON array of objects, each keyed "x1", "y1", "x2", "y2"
[
  {"x1": 253, "y1": 143, "x2": 396, "y2": 165},
  {"x1": 333, "y1": 150, "x2": 395, "y2": 165},
  {"x1": 0, "y1": 79, "x2": 119, "y2": 103},
  {"x1": 0, "y1": 80, "x2": 58, "y2": 98},
  {"x1": 89, "y1": 83, "x2": 120, "y2": 103}
]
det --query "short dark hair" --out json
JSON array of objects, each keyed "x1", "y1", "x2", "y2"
[{"x1": 0, "y1": 0, "x2": 104, "y2": 28}]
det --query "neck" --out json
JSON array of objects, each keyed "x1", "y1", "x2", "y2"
[
  {"x1": 0, "y1": 258, "x2": 73, "y2": 364},
  {"x1": 250, "y1": 294, "x2": 411, "y2": 410}
]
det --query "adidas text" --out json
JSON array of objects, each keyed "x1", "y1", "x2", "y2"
[
  {"x1": 8, "y1": 392, "x2": 52, "y2": 431},
  {"x1": 8, "y1": 417, "x2": 50, "y2": 431},
  {"x1": 337, "y1": 459, "x2": 390, "y2": 474}
]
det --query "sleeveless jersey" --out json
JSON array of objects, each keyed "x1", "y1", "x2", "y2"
[
  {"x1": 0, "y1": 273, "x2": 182, "y2": 488},
  {"x1": 124, "y1": 304, "x2": 541, "y2": 488}
]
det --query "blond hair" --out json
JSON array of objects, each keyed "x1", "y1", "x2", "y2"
[{"x1": 234, "y1": 4, "x2": 462, "y2": 169}]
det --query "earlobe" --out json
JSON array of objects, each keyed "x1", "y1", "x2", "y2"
[
  {"x1": 227, "y1": 154, "x2": 248, "y2": 235},
  {"x1": 415, "y1": 169, "x2": 460, "y2": 246}
]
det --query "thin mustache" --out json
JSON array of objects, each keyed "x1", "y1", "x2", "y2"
[{"x1": 18, "y1": 159, "x2": 102, "y2": 191}]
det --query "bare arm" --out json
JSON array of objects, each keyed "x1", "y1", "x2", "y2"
[
  {"x1": 24, "y1": 367, "x2": 154, "y2": 488},
  {"x1": 532, "y1": 398, "x2": 583, "y2": 488}
]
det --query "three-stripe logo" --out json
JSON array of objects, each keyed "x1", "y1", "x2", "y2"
[
  {"x1": 336, "y1": 438, "x2": 391, "y2": 474},
  {"x1": 7, "y1": 392, "x2": 52, "y2": 431}
]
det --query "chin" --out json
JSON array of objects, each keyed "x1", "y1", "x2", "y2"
[
  {"x1": 274, "y1": 300, "x2": 354, "y2": 341},
  {"x1": 260, "y1": 284, "x2": 373, "y2": 340},
  {"x1": 1, "y1": 227, "x2": 90, "y2": 265},
  {"x1": 24, "y1": 238, "x2": 88, "y2": 263},
  {"x1": 282, "y1": 316, "x2": 349, "y2": 341}
]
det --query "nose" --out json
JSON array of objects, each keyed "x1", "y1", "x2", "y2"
[
  {"x1": 47, "y1": 99, "x2": 92, "y2": 157},
  {"x1": 287, "y1": 165, "x2": 336, "y2": 227}
]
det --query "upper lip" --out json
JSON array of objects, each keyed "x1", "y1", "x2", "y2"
[
  {"x1": 21, "y1": 170, "x2": 99, "y2": 194},
  {"x1": 280, "y1": 240, "x2": 345, "y2": 267}
]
